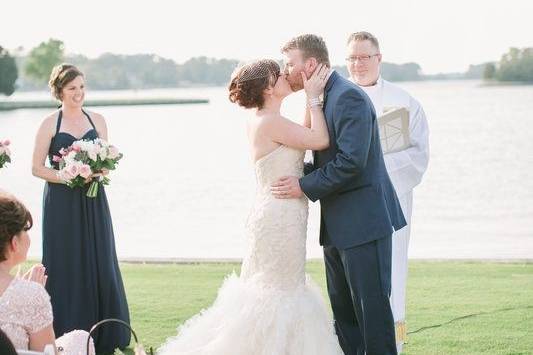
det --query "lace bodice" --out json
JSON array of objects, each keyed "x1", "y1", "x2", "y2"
[
  {"x1": 0, "y1": 278, "x2": 95, "y2": 354},
  {"x1": 253, "y1": 145, "x2": 305, "y2": 191},
  {"x1": 241, "y1": 145, "x2": 309, "y2": 290},
  {"x1": 0, "y1": 278, "x2": 53, "y2": 349}
]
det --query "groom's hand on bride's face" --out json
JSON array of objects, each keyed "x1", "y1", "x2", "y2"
[{"x1": 271, "y1": 176, "x2": 303, "y2": 199}]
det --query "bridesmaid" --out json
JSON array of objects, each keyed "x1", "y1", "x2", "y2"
[{"x1": 31, "y1": 63, "x2": 130, "y2": 354}]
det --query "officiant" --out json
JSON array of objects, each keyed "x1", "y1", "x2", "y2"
[{"x1": 345, "y1": 31, "x2": 430, "y2": 353}]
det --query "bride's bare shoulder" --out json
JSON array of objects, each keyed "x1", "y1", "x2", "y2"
[{"x1": 253, "y1": 113, "x2": 291, "y2": 129}]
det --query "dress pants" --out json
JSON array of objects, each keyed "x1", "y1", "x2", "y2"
[{"x1": 324, "y1": 236, "x2": 397, "y2": 355}]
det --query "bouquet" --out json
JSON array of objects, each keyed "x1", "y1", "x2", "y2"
[
  {"x1": 54, "y1": 138, "x2": 123, "y2": 198},
  {"x1": 0, "y1": 139, "x2": 11, "y2": 169}
]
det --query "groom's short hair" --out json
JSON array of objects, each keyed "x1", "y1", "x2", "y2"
[{"x1": 282, "y1": 34, "x2": 330, "y2": 66}]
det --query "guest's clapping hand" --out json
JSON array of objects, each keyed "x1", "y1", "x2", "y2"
[{"x1": 22, "y1": 264, "x2": 48, "y2": 287}]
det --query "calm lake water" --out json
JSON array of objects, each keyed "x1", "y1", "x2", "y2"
[{"x1": 0, "y1": 80, "x2": 532, "y2": 259}]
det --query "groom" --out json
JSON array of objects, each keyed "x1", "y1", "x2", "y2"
[{"x1": 272, "y1": 34, "x2": 406, "y2": 355}]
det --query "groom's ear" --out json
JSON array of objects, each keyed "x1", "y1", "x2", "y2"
[{"x1": 305, "y1": 57, "x2": 318, "y2": 76}]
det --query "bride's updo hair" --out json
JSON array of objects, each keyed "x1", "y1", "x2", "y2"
[
  {"x1": 0, "y1": 193, "x2": 33, "y2": 262},
  {"x1": 228, "y1": 59, "x2": 280, "y2": 110},
  {"x1": 48, "y1": 63, "x2": 84, "y2": 101}
]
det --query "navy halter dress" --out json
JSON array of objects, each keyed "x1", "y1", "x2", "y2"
[{"x1": 42, "y1": 109, "x2": 131, "y2": 353}]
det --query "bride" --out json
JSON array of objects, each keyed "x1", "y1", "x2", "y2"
[{"x1": 158, "y1": 59, "x2": 343, "y2": 355}]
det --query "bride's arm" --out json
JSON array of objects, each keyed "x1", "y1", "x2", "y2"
[
  {"x1": 262, "y1": 111, "x2": 328, "y2": 151},
  {"x1": 302, "y1": 106, "x2": 311, "y2": 128},
  {"x1": 264, "y1": 65, "x2": 330, "y2": 150}
]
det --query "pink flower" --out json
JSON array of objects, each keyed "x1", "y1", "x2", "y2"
[
  {"x1": 79, "y1": 164, "x2": 92, "y2": 179},
  {"x1": 59, "y1": 168, "x2": 74, "y2": 181},
  {"x1": 1, "y1": 139, "x2": 10, "y2": 146},
  {"x1": 0, "y1": 147, "x2": 10, "y2": 157},
  {"x1": 108, "y1": 146, "x2": 120, "y2": 160},
  {"x1": 52, "y1": 155, "x2": 62, "y2": 163},
  {"x1": 59, "y1": 148, "x2": 68, "y2": 156},
  {"x1": 72, "y1": 145, "x2": 81, "y2": 152},
  {"x1": 67, "y1": 164, "x2": 80, "y2": 178}
]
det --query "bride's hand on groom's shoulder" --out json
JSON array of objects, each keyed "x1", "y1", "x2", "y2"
[{"x1": 303, "y1": 64, "x2": 330, "y2": 99}]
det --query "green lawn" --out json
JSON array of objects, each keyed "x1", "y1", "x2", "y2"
[{"x1": 26, "y1": 261, "x2": 533, "y2": 354}]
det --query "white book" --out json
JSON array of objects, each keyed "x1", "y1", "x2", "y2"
[{"x1": 377, "y1": 107, "x2": 411, "y2": 154}]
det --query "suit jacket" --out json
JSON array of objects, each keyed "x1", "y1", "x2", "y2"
[{"x1": 299, "y1": 71, "x2": 406, "y2": 249}]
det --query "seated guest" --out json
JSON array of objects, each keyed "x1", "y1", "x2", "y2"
[{"x1": 0, "y1": 192, "x2": 94, "y2": 354}]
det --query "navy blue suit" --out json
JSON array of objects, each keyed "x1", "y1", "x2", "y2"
[{"x1": 300, "y1": 71, "x2": 406, "y2": 355}]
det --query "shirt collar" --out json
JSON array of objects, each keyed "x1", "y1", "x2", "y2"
[
  {"x1": 350, "y1": 75, "x2": 382, "y2": 88},
  {"x1": 325, "y1": 69, "x2": 339, "y2": 97}
]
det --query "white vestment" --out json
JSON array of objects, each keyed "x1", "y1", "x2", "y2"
[{"x1": 353, "y1": 77, "x2": 430, "y2": 352}]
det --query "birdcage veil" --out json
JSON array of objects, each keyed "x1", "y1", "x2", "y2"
[{"x1": 231, "y1": 59, "x2": 280, "y2": 84}]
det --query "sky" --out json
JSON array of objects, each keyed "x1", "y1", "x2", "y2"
[{"x1": 3, "y1": 0, "x2": 532, "y2": 74}]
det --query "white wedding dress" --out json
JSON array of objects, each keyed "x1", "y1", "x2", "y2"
[{"x1": 158, "y1": 145, "x2": 343, "y2": 355}]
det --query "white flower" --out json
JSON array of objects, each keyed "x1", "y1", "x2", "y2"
[
  {"x1": 96, "y1": 138, "x2": 109, "y2": 147},
  {"x1": 87, "y1": 148, "x2": 98, "y2": 162},
  {"x1": 64, "y1": 151, "x2": 78, "y2": 164},
  {"x1": 73, "y1": 140, "x2": 96, "y2": 161},
  {"x1": 80, "y1": 140, "x2": 95, "y2": 152},
  {"x1": 99, "y1": 146, "x2": 108, "y2": 160}
]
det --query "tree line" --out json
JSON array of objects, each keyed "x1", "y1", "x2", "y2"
[
  {"x1": 0, "y1": 39, "x2": 426, "y2": 96},
  {"x1": 483, "y1": 47, "x2": 533, "y2": 82},
  {"x1": 2, "y1": 39, "x2": 531, "y2": 96}
]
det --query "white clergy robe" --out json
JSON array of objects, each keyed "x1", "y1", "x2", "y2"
[{"x1": 353, "y1": 76, "x2": 430, "y2": 351}]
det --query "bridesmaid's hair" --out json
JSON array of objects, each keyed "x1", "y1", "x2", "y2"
[
  {"x1": 48, "y1": 63, "x2": 84, "y2": 101},
  {"x1": 0, "y1": 193, "x2": 33, "y2": 262},
  {"x1": 228, "y1": 59, "x2": 280, "y2": 110}
]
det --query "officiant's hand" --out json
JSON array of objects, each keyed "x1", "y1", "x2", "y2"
[{"x1": 271, "y1": 176, "x2": 303, "y2": 199}]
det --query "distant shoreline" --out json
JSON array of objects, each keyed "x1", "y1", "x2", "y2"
[
  {"x1": 478, "y1": 80, "x2": 533, "y2": 87},
  {"x1": 0, "y1": 97, "x2": 209, "y2": 110}
]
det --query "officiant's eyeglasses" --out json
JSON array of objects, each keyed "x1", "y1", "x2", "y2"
[{"x1": 345, "y1": 54, "x2": 380, "y2": 64}]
